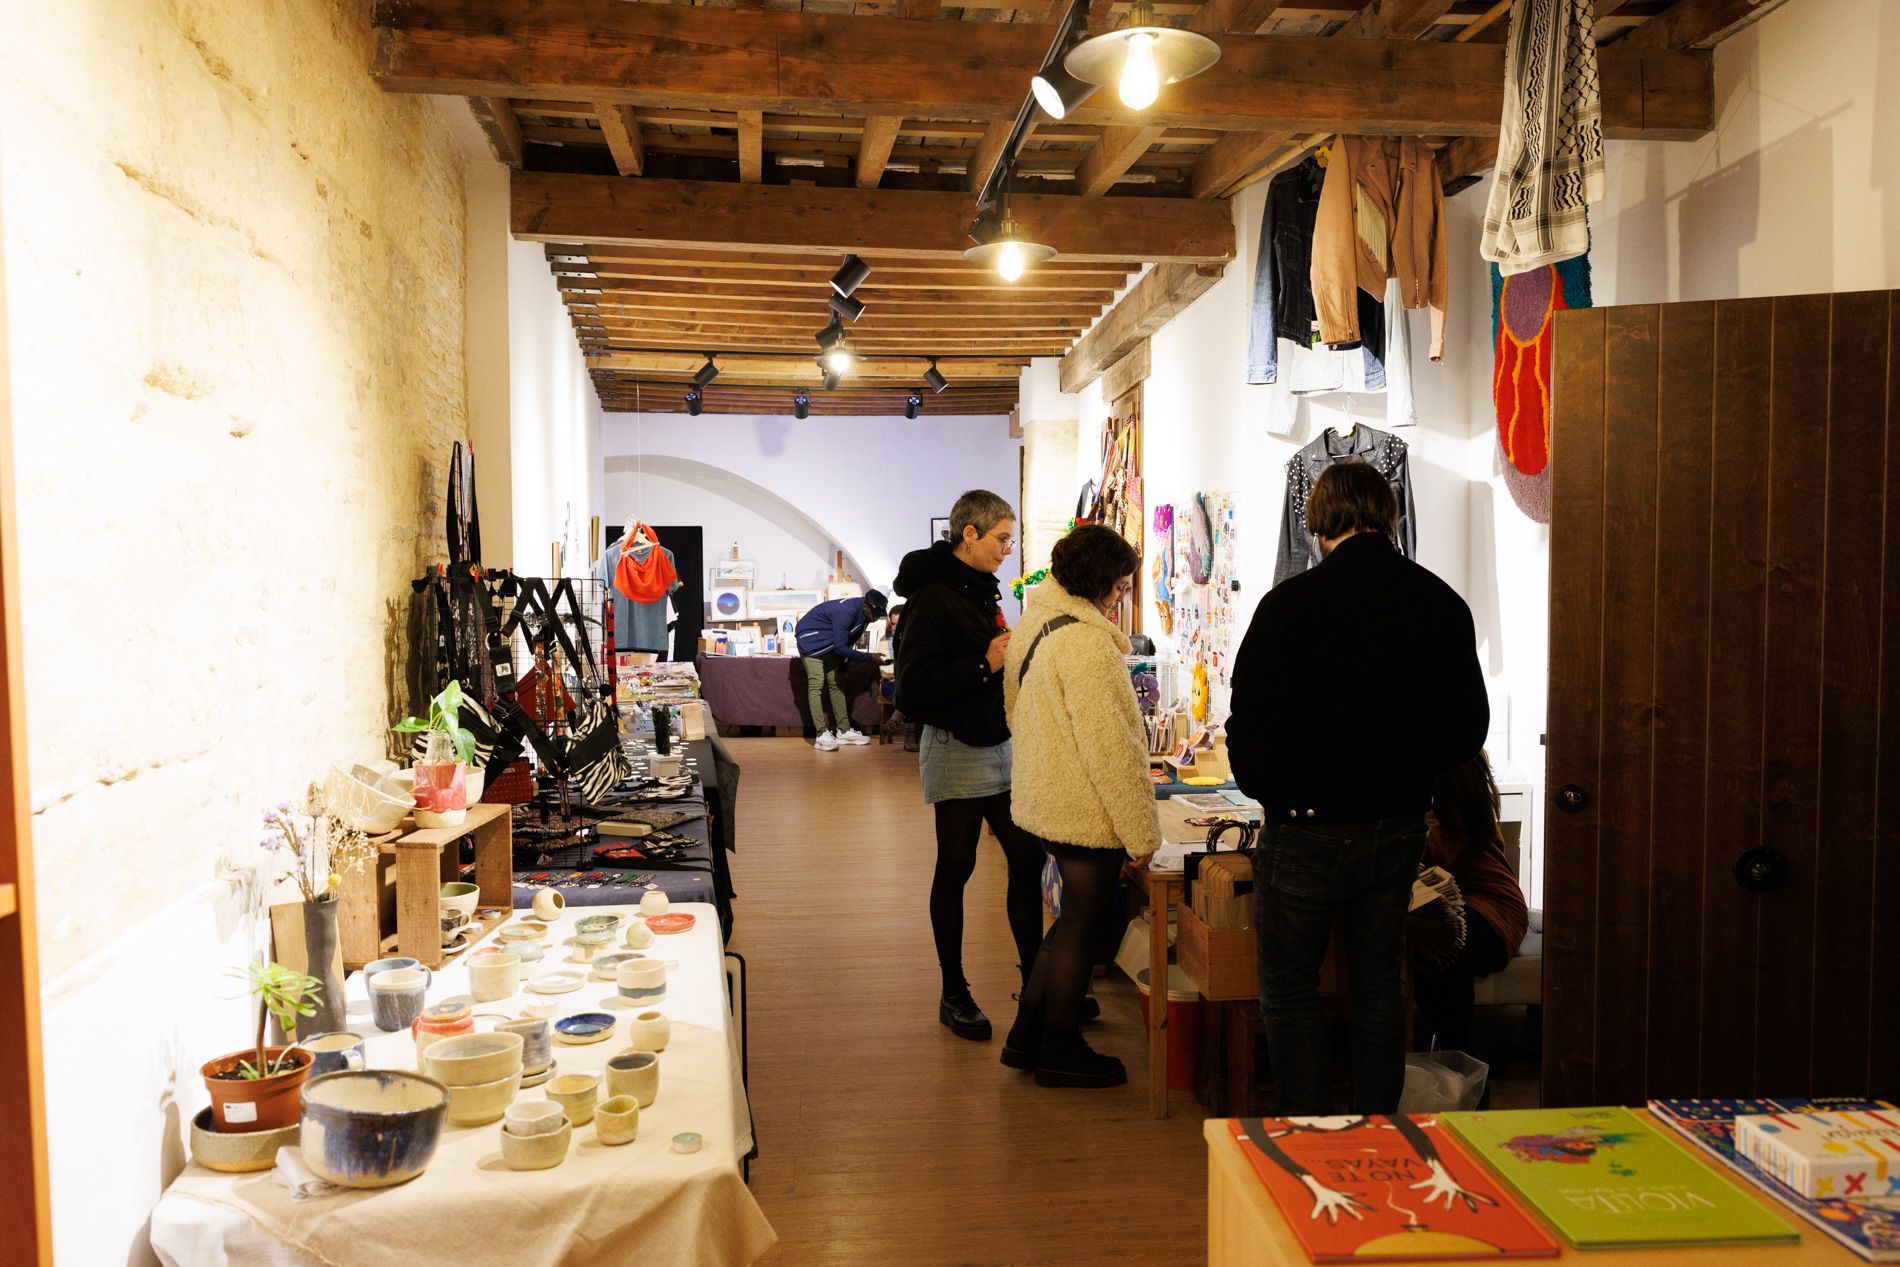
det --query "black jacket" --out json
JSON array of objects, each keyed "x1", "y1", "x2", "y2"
[
  {"x1": 892, "y1": 542, "x2": 1009, "y2": 747},
  {"x1": 1226, "y1": 533, "x2": 1487, "y2": 822}
]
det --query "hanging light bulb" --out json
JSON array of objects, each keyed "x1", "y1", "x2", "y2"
[
  {"x1": 1118, "y1": 31, "x2": 1160, "y2": 110},
  {"x1": 997, "y1": 241, "x2": 1026, "y2": 283},
  {"x1": 1062, "y1": 0, "x2": 1219, "y2": 113},
  {"x1": 823, "y1": 333, "x2": 860, "y2": 376},
  {"x1": 963, "y1": 207, "x2": 1055, "y2": 282}
]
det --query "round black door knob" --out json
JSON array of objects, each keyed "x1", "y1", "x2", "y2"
[
  {"x1": 1733, "y1": 846, "x2": 1790, "y2": 893},
  {"x1": 1555, "y1": 785, "x2": 1589, "y2": 814}
]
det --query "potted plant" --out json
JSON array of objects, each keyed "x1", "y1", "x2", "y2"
[
  {"x1": 393, "y1": 680, "x2": 477, "y2": 828},
  {"x1": 200, "y1": 959, "x2": 323, "y2": 1133},
  {"x1": 259, "y1": 788, "x2": 375, "y2": 1037}
]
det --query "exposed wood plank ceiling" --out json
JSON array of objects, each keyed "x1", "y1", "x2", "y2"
[{"x1": 370, "y1": 0, "x2": 1774, "y2": 414}]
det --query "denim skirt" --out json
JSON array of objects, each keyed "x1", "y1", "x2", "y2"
[{"x1": 918, "y1": 726, "x2": 1012, "y2": 804}]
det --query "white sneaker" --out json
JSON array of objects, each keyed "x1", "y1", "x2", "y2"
[
  {"x1": 813, "y1": 731, "x2": 840, "y2": 752},
  {"x1": 837, "y1": 729, "x2": 871, "y2": 746}
]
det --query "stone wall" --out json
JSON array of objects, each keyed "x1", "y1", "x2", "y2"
[{"x1": 0, "y1": 0, "x2": 469, "y2": 1256}]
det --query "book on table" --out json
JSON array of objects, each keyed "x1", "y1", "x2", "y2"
[
  {"x1": 1651, "y1": 1097, "x2": 1900, "y2": 1262},
  {"x1": 1736, "y1": 1108, "x2": 1900, "y2": 1201},
  {"x1": 1440, "y1": 1106, "x2": 1800, "y2": 1250},
  {"x1": 1227, "y1": 1116, "x2": 1559, "y2": 1262}
]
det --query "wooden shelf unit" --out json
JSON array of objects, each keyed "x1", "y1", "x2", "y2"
[{"x1": 339, "y1": 802, "x2": 514, "y2": 969}]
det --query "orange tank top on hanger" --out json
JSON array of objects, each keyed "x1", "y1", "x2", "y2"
[{"x1": 614, "y1": 524, "x2": 678, "y2": 602}]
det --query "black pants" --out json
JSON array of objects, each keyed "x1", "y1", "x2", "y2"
[
  {"x1": 1015, "y1": 841, "x2": 1123, "y2": 1039},
  {"x1": 1251, "y1": 815, "x2": 1428, "y2": 1115},
  {"x1": 1412, "y1": 911, "x2": 1512, "y2": 1056},
  {"x1": 930, "y1": 792, "x2": 1046, "y2": 994}
]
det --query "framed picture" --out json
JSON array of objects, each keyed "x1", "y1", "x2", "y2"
[{"x1": 930, "y1": 517, "x2": 951, "y2": 543}]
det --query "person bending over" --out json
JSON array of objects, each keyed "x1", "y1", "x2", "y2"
[
  {"x1": 794, "y1": 589, "x2": 886, "y2": 750},
  {"x1": 1001, "y1": 525, "x2": 1161, "y2": 1088},
  {"x1": 893, "y1": 491, "x2": 1043, "y2": 1041},
  {"x1": 1226, "y1": 460, "x2": 1487, "y2": 1114}
]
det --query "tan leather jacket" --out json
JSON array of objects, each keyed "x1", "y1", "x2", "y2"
[{"x1": 1311, "y1": 135, "x2": 1449, "y2": 362}]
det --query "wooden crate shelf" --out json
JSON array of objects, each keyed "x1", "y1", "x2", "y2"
[{"x1": 339, "y1": 802, "x2": 513, "y2": 969}]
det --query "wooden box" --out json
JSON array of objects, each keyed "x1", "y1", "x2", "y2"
[
  {"x1": 1179, "y1": 906, "x2": 1259, "y2": 1001},
  {"x1": 1191, "y1": 853, "x2": 1255, "y2": 930},
  {"x1": 337, "y1": 803, "x2": 514, "y2": 969}
]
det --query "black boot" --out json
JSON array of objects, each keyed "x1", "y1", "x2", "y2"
[
  {"x1": 939, "y1": 983, "x2": 992, "y2": 1041},
  {"x1": 1035, "y1": 1030, "x2": 1126, "y2": 1089},
  {"x1": 1000, "y1": 1005, "x2": 1042, "y2": 1070}
]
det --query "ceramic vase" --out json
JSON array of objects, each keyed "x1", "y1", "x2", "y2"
[
  {"x1": 412, "y1": 734, "x2": 467, "y2": 828},
  {"x1": 531, "y1": 889, "x2": 565, "y2": 922},
  {"x1": 300, "y1": 898, "x2": 346, "y2": 1039},
  {"x1": 625, "y1": 1010, "x2": 671, "y2": 1053}
]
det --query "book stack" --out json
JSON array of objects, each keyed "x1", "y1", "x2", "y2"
[{"x1": 1736, "y1": 1108, "x2": 1900, "y2": 1201}]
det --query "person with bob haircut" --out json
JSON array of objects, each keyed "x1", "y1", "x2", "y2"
[
  {"x1": 1226, "y1": 459, "x2": 1487, "y2": 1114},
  {"x1": 1000, "y1": 524, "x2": 1161, "y2": 1088}
]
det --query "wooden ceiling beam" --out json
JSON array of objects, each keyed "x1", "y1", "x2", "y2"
[
  {"x1": 570, "y1": 288, "x2": 1102, "y2": 312},
  {"x1": 375, "y1": 3, "x2": 1712, "y2": 140},
  {"x1": 594, "y1": 103, "x2": 645, "y2": 176},
  {"x1": 857, "y1": 115, "x2": 904, "y2": 188},
  {"x1": 1438, "y1": 134, "x2": 1500, "y2": 182},
  {"x1": 966, "y1": 119, "x2": 1014, "y2": 195},
  {"x1": 1059, "y1": 262, "x2": 1225, "y2": 392},
  {"x1": 1619, "y1": 0, "x2": 1797, "y2": 49},
  {"x1": 1187, "y1": 0, "x2": 1287, "y2": 34},
  {"x1": 555, "y1": 245, "x2": 1136, "y2": 275},
  {"x1": 571, "y1": 298, "x2": 1104, "y2": 323},
  {"x1": 577, "y1": 314, "x2": 1086, "y2": 336},
  {"x1": 563, "y1": 263, "x2": 1126, "y2": 291},
  {"x1": 587, "y1": 352, "x2": 1026, "y2": 376},
  {"x1": 468, "y1": 97, "x2": 523, "y2": 167},
  {"x1": 1072, "y1": 125, "x2": 1169, "y2": 198},
  {"x1": 514, "y1": 172, "x2": 1234, "y2": 263},
  {"x1": 737, "y1": 110, "x2": 764, "y2": 183}
]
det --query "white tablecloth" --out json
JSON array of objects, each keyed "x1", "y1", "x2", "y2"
[{"x1": 150, "y1": 903, "x2": 771, "y2": 1267}]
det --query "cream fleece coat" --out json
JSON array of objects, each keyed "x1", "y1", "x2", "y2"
[{"x1": 1004, "y1": 580, "x2": 1163, "y2": 858}]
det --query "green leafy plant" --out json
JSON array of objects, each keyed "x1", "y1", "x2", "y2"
[
  {"x1": 230, "y1": 959, "x2": 322, "y2": 1079},
  {"x1": 392, "y1": 679, "x2": 476, "y2": 765}
]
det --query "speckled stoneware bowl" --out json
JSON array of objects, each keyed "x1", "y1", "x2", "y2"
[
  {"x1": 300, "y1": 1070, "x2": 448, "y2": 1188},
  {"x1": 189, "y1": 1106, "x2": 299, "y2": 1173},
  {"x1": 500, "y1": 1118, "x2": 571, "y2": 1170}
]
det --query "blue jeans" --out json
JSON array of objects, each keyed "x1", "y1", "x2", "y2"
[{"x1": 1252, "y1": 815, "x2": 1428, "y2": 1115}]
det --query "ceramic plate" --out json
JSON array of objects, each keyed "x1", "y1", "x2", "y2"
[
  {"x1": 527, "y1": 970, "x2": 586, "y2": 995},
  {"x1": 645, "y1": 912, "x2": 696, "y2": 934},
  {"x1": 588, "y1": 952, "x2": 646, "y2": 981},
  {"x1": 554, "y1": 1013, "x2": 616, "y2": 1044},
  {"x1": 518, "y1": 1062, "x2": 558, "y2": 1089}
]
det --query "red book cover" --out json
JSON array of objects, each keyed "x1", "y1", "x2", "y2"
[{"x1": 1230, "y1": 1117, "x2": 1561, "y2": 1262}]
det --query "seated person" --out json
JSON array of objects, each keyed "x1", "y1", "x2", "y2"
[{"x1": 1412, "y1": 751, "x2": 1530, "y2": 1056}]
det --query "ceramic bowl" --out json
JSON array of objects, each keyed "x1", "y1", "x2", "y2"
[
  {"x1": 575, "y1": 913, "x2": 624, "y2": 936},
  {"x1": 423, "y1": 1031, "x2": 524, "y2": 1087},
  {"x1": 616, "y1": 958, "x2": 666, "y2": 1002},
  {"x1": 511, "y1": 939, "x2": 545, "y2": 964},
  {"x1": 605, "y1": 1051, "x2": 659, "y2": 1108},
  {"x1": 502, "y1": 921, "x2": 549, "y2": 941},
  {"x1": 439, "y1": 882, "x2": 480, "y2": 919},
  {"x1": 527, "y1": 970, "x2": 586, "y2": 995},
  {"x1": 626, "y1": 1010, "x2": 672, "y2": 1054},
  {"x1": 445, "y1": 1069, "x2": 521, "y2": 1126},
  {"x1": 545, "y1": 1072, "x2": 600, "y2": 1126},
  {"x1": 519, "y1": 1001, "x2": 558, "y2": 1022},
  {"x1": 324, "y1": 764, "x2": 414, "y2": 835},
  {"x1": 497, "y1": 1017, "x2": 553, "y2": 1075},
  {"x1": 463, "y1": 765, "x2": 486, "y2": 805},
  {"x1": 504, "y1": 1100, "x2": 566, "y2": 1137},
  {"x1": 623, "y1": 920, "x2": 655, "y2": 949},
  {"x1": 638, "y1": 890, "x2": 671, "y2": 918},
  {"x1": 595, "y1": 1095, "x2": 640, "y2": 1146},
  {"x1": 300, "y1": 1070, "x2": 448, "y2": 1189},
  {"x1": 189, "y1": 1106, "x2": 299, "y2": 1173},
  {"x1": 554, "y1": 1013, "x2": 616, "y2": 1046},
  {"x1": 500, "y1": 1118, "x2": 571, "y2": 1170},
  {"x1": 588, "y1": 951, "x2": 645, "y2": 982}
]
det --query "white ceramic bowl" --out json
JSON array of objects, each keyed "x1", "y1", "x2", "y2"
[
  {"x1": 439, "y1": 882, "x2": 480, "y2": 920},
  {"x1": 500, "y1": 1118, "x2": 570, "y2": 1170},
  {"x1": 423, "y1": 1031, "x2": 524, "y2": 1087},
  {"x1": 504, "y1": 1100, "x2": 565, "y2": 1137},
  {"x1": 324, "y1": 764, "x2": 415, "y2": 835},
  {"x1": 445, "y1": 1070, "x2": 521, "y2": 1126}
]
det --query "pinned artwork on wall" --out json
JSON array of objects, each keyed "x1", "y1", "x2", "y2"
[
  {"x1": 1151, "y1": 504, "x2": 1174, "y2": 635},
  {"x1": 1491, "y1": 231, "x2": 1593, "y2": 524},
  {"x1": 930, "y1": 517, "x2": 950, "y2": 544},
  {"x1": 1165, "y1": 491, "x2": 1239, "y2": 724}
]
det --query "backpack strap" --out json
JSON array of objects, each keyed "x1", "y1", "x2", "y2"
[{"x1": 1018, "y1": 614, "x2": 1080, "y2": 682}]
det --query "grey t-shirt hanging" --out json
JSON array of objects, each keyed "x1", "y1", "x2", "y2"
[{"x1": 598, "y1": 542, "x2": 681, "y2": 653}]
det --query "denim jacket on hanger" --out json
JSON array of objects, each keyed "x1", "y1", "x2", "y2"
[{"x1": 1247, "y1": 157, "x2": 1385, "y2": 389}]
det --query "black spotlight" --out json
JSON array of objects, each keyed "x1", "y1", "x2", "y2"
[
  {"x1": 1031, "y1": 29, "x2": 1099, "y2": 120},
  {"x1": 793, "y1": 393, "x2": 811, "y2": 420},
  {"x1": 816, "y1": 318, "x2": 845, "y2": 351},
  {"x1": 684, "y1": 388, "x2": 703, "y2": 417},
  {"x1": 923, "y1": 357, "x2": 949, "y2": 394},
  {"x1": 905, "y1": 394, "x2": 922, "y2": 420},
  {"x1": 966, "y1": 204, "x2": 1001, "y2": 248},
  {"x1": 830, "y1": 291, "x2": 866, "y2": 323},
  {"x1": 691, "y1": 354, "x2": 719, "y2": 388},
  {"x1": 830, "y1": 254, "x2": 870, "y2": 297}
]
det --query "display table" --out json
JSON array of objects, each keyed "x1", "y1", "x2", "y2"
[
  {"x1": 1205, "y1": 1114, "x2": 1853, "y2": 1267},
  {"x1": 150, "y1": 902, "x2": 773, "y2": 1267},
  {"x1": 508, "y1": 791, "x2": 717, "y2": 909},
  {"x1": 694, "y1": 652, "x2": 880, "y2": 731}
]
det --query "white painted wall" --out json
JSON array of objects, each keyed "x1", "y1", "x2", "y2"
[
  {"x1": 602, "y1": 412, "x2": 1023, "y2": 616},
  {"x1": 604, "y1": 457, "x2": 846, "y2": 592}
]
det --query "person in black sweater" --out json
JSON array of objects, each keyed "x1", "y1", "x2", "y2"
[
  {"x1": 1226, "y1": 460, "x2": 1488, "y2": 1114},
  {"x1": 893, "y1": 489, "x2": 1045, "y2": 1041}
]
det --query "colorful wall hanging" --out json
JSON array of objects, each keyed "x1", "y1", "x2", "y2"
[
  {"x1": 1150, "y1": 504, "x2": 1175, "y2": 634},
  {"x1": 1491, "y1": 242, "x2": 1592, "y2": 524}
]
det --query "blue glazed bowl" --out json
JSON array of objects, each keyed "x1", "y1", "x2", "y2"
[
  {"x1": 300, "y1": 1070, "x2": 448, "y2": 1188},
  {"x1": 553, "y1": 1013, "x2": 616, "y2": 1045}
]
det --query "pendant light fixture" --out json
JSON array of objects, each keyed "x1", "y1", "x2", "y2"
[
  {"x1": 923, "y1": 357, "x2": 949, "y2": 394},
  {"x1": 1063, "y1": 0, "x2": 1219, "y2": 111},
  {"x1": 821, "y1": 331, "x2": 861, "y2": 376},
  {"x1": 963, "y1": 170, "x2": 1055, "y2": 282}
]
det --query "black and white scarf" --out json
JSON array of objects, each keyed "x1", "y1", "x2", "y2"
[{"x1": 1482, "y1": 0, "x2": 1603, "y2": 274}]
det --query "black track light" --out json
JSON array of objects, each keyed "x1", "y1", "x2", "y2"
[
  {"x1": 1031, "y1": 27, "x2": 1100, "y2": 120},
  {"x1": 692, "y1": 354, "x2": 720, "y2": 388},
  {"x1": 816, "y1": 318, "x2": 845, "y2": 351},
  {"x1": 830, "y1": 254, "x2": 871, "y2": 297},
  {"x1": 830, "y1": 291, "x2": 866, "y2": 323},
  {"x1": 684, "y1": 388, "x2": 703, "y2": 416},
  {"x1": 923, "y1": 357, "x2": 949, "y2": 394},
  {"x1": 967, "y1": 203, "x2": 1002, "y2": 248},
  {"x1": 793, "y1": 393, "x2": 811, "y2": 420},
  {"x1": 905, "y1": 394, "x2": 922, "y2": 420}
]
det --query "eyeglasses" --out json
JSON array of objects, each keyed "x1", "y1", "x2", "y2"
[{"x1": 985, "y1": 531, "x2": 1015, "y2": 553}]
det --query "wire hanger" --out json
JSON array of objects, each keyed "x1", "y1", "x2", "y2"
[{"x1": 1334, "y1": 392, "x2": 1358, "y2": 440}]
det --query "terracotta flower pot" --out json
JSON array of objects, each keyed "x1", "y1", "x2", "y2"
[{"x1": 201, "y1": 1046, "x2": 314, "y2": 1133}]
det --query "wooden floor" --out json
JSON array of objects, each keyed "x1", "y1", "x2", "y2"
[{"x1": 727, "y1": 736, "x2": 1209, "y2": 1267}]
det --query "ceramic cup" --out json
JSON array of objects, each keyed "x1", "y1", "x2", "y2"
[
  {"x1": 531, "y1": 889, "x2": 566, "y2": 922},
  {"x1": 605, "y1": 1051, "x2": 659, "y2": 1108},
  {"x1": 504, "y1": 1099, "x2": 565, "y2": 1138},
  {"x1": 617, "y1": 959, "x2": 666, "y2": 1003},
  {"x1": 369, "y1": 968, "x2": 429, "y2": 1032},
  {"x1": 595, "y1": 1095, "x2": 640, "y2": 1146},
  {"x1": 302, "y1": 1031, "x2": 367, "y2": 1077},
  {"x1": 497, "y1": 1017, "x2": 553, "y2": 1075},
  {"x1": 625, "y1": 1010, "x2": 671, "y2": 1054},
  {"x1": 468, "y1": 951, "x2": 521, "y2": 1003},
  {"x1": 572, "y1": 925, "x2": 615, "y2": 962},
  {"x1": 363, "y1": 956, "x2": 431, "y2": 988},
  {"x1": 439, "y1": 881, "x2": 480, "y2": 920},
  {"x1": 545, "y1": 1072, "x2": 600, "y2": 1126},
  {"x1": 623, "y1": 919, "x2": 654, "y2": 950},
  {"x1": 638, "y1": 890, "x2": 671, "y2": 919}
]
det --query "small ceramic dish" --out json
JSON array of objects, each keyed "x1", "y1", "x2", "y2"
[
  {"x1": 527, "y1": 970, "x2": 586, "y2": 995},
  {"x1": 188, "y1": 1106, "x2": 299, "y2": 1173},
  {"x1": 588, "y1": 951, "x2": 645, "y2": 981},
  {"x1": 575, "y1": 913, "x2": 624, "y2": 934},
  {"x1": 502, "y1": 922, "x2": 549, "y2": 940},
  {"x1": 645, "y1": 912, "x2": 696, "y2": 934},
  {"x1": 500, "y1": 1118, "x2": 571, "y2": 1170},
  {"x1": 554, "y1": 1013, "x2": 617, "y2": 1045},
  {"x1": 518, "y1": 1061, "x2": 559, "y2": 1089}
]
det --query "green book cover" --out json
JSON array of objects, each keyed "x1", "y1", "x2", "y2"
[{"x1": 1442, "y1": 1107, "x2": 1801, "y2": 1250}]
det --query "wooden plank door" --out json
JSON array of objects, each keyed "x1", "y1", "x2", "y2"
[{"x1": 1545, "y1": 290, "x2": 1900, "y2": 1107}]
